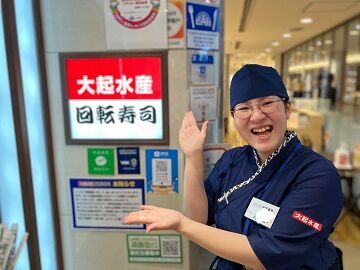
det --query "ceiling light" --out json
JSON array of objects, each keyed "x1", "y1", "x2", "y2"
[
  {"x1": 300, "y1": 17, "x2": 313, "y2": 24},
  {"x1": 272, "y1": 41, "x2": 280, "y2": 47},
  {"x1": 324, "y1": 39, "x2": 333, "y2": 45},
  {"x1": 350, "y1": 30, "x2": 359, "y2": 36},
  {"x1": 265, "y1": 48, "x2": 272, "y2": 53},
  {"x1": 283, "y1": 33, "x2": 292, "y2": 38},
  {"x1": 308, "y1": 46, "x2": 315, "y2": 51},
  {"x1": 316, "y1": 40, "x2": 322, "y2": 46},
  {"x1": 356, "y1": 24, "x2": 360, "y2": 30},
  {"x1": 296, "y1": 51, "x2": 302, "y2": 55}
]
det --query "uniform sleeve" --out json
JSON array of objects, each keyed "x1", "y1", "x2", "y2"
[{"x1": 247, "y1": 160, "x2": 343, "y2": 270}]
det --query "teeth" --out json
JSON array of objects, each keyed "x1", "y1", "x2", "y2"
[{"x1": 253, "y1": 126, "x2": 270, "y2": 133}]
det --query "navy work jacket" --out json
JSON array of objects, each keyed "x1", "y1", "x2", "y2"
[{"x1": 205, "y1": 136, "x2": 343, "y2": 269}]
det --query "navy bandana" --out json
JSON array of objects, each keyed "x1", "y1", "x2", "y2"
[{"x1": 230, "y1": 64, "x2": 289, "y2": 110}]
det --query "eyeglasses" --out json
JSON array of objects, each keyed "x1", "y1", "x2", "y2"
[{"x1": 231, "y1": 97, "x2": 286, "y2": 119}]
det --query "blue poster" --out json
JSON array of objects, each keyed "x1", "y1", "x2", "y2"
[
  {"x1": 186, "y1": 2, "x2": 219, "y2": 50},
  {"x1": 145, "y1": 149, "x2": 178, "y2": 194},
  {"x1": 117, "y1": 147, "x2": 140, "y2": 174},
  {"x1": 69, "y1": 178, "x2": 145, "y2": 230}
]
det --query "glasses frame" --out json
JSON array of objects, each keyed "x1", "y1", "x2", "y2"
[{"x1": 231, "y1": 97, "x2": 288, "y2": 119}]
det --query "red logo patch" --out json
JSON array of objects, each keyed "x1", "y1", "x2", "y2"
[{"x1": 292, "y1": 210, "x2": 322, "y2": 231}]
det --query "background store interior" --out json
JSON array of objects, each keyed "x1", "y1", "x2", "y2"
[{"x1": 223, "y1": 1, "x2": 360, "y2": 269}]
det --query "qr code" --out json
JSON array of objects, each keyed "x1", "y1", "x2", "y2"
[
  {"x1": 152, "y1": 159, "x2": 172, "y2": 186},
  {"x1": 160, "y1": 236, "x2": 181, "y2": 257}
]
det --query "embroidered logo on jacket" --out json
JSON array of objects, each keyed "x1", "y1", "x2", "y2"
[{"x1": 292, "y1": 210, "x2": 322, "y2": 231}]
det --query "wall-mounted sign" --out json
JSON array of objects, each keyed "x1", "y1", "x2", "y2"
[
  {"x1": 186, "y1": 2, "x2": 219, "y2": 50},
  {"x1": 189, "y1": 85, "x2": 218, "y2": 123},
  {"x1": 117, "y1": 147, "x2": 140, "y2": 174},
  {"x1": 168, "y1": 0, "x2": 185, "y2": 49},
  {"x1": 145, "y1": 149, "x2": 178, "y2": 194},
  {"x1": 105, "y1": 0, "x2": 168, "y2": 49},
  {"x1": 127, "y1": 234, "x2": 182, "y2": 263},
  {"x1": 190, "y1": 50, "x2": 217, "y2": 85},
  {"x1": 60, "y1": 51, "x2": 169, "y2": 145},
  {"x1": 70, "y1": 178, "x2": 146, "y2": 230},
  {"x1": 88, "y1": 148, "x2": 115, "y2": 175}
]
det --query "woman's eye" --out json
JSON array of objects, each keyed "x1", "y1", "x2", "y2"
[
  {"x1": 262, "y1": 101, "x2": 275, "y2": 107},
  {"x1": 237, "y1": 107, "x2": 250, "y2": 111}
]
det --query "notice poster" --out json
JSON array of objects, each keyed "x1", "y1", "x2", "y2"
[
  {"x1": 127, "y1": 234, "x2": 182, "y2": 263},
  {"x1": 145, "y1": 149, "x2": 178, "y2": 194},
  {"x1": 88, "y1": 148, "x2": 115, "y2": 175},
  {"x1": 189, "y1": 85, "x2": 218, "y2": 123},
  {"x1": 190, "y1": 50, "x2": 218, "y2": 85},
  {"x1": 104, "y1": 0, "x2": 168, "y2": 49},
  {"x1": 168, "y1": 0, "x2": 185, "y2": 49},
  {"x1": 60, "y1": 51, "x2": 169, "y2": 145},
  {"x1": 186, "y1": 2, "x2": 219, "y2": 50},
  {"x1": 203, "y1": 144, "x2": 230, "y2": 179},
  {"x1": 117, "y1": 147, "x2": 140, "y2": 174},
  {"x1": 70, "y1": 178, "x2": 145, "y2": 230}
]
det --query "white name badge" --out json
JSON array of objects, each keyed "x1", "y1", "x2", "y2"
[{"x1": 244, "y1": 197, "x2": 280, "y2": 229}]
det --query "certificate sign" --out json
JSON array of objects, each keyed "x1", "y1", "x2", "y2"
[
  {"x1": 190, "y1": 50, "x2": 216, "y2": 85},
  {"x1": 60, "y1": 51, "x2": 169, "y2": 145},
  {"x1": 186, "y1": 2, "x2": 219, "y2": 50},
  {"x1": 70, "y1": 178, "x2": 145, "y2": 230},
  {"x1": 127, "y1": 234, "x2": 182, "y2": 263},
  {"x1": 189, "y1": 85, "x2": 218, "y2": 123},
  {"x1": 104, "y1": 0, "x2": 168, "y2": 49}
]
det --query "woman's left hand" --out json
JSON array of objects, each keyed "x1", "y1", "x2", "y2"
[{"x1": 124, "y1": 205, "x2": 185, "y2": 232}]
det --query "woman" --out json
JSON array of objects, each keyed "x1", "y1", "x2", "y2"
[{"x1": 124, "y1": 64, "x2": 343, "y2": 270}]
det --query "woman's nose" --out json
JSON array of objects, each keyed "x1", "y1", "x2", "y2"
[{"x1": 249, "y1": 106, "x2": 266, "y2": 121}]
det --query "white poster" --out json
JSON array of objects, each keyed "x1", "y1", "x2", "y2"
[
  {"x1": 70, "y1": 179, "x2": 146, "y2": 230},
  {"x1": 105, "y1": 0, "x2": 168, "y2": 49},
  {"x1": 189, "y1": 85, "x2": 218, "y2": 123},
  {"x1": 190, "y1": 50, "x2": 218, "y2": 85}
]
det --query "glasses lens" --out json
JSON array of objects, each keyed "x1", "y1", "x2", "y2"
[
  {"x1": 260, "y1": 98, "x2": 279, "y2": 113},
  {"x1": 234, "y1": 104, "x2": 251, "y2": 119}
]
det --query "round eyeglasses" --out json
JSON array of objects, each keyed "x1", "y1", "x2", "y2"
[{"x1": 231, "y1": 97, "x2": 286, "y2": 119}]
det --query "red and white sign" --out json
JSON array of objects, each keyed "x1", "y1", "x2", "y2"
[
  {"x1": 292, "y1": 210, "x2": 322, "y2": 231},
  {"x1": 61, "y1": 53, "x2": 168, "y2": 144}
]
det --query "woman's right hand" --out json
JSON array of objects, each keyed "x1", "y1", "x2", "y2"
[{"x1": 179, "y1": 111, "x2": 208, "y2": 158}]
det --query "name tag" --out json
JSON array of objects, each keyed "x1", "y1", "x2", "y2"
[{"x1": 244, "y1": 197, "x2": 280, "y2": 228}]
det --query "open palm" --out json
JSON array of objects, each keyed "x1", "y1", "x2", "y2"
[{"x1": 179, "y1": 111, "x2": 208, "y2": 157}]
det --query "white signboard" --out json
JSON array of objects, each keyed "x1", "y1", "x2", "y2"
[
  {"x1": 190, "y1": 50, "x2": 218, "y2": 85},
  {"x1": 104, "y1": 0, "x2": 167, "y2": 49},
  {"x1": 70, "y1": 179, "x2": 146, "y2": 230},
  {"x1": 189, "y1": 85, "x2": 218, "y2": 123}
]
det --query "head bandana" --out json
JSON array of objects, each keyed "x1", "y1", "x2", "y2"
[{"x1": 230, "y1": 64, "x2": 289, "y2": 110}]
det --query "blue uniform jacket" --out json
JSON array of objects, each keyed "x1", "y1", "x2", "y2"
[{"x1": 205, "y1": 136, "x2": 343, "y2": 269}]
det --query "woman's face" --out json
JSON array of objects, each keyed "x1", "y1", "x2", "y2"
[{"x1": 233, "y1": 96, "x2": 291, "y2": 162}]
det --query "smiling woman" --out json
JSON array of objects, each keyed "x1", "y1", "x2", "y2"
[{"x1": 125, "y1": 64, "x2": 343, "y2": 270}]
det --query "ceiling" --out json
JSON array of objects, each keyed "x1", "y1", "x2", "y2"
[{"x1": 224, "y1": 0, "x2": 360, "y2": 65}]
